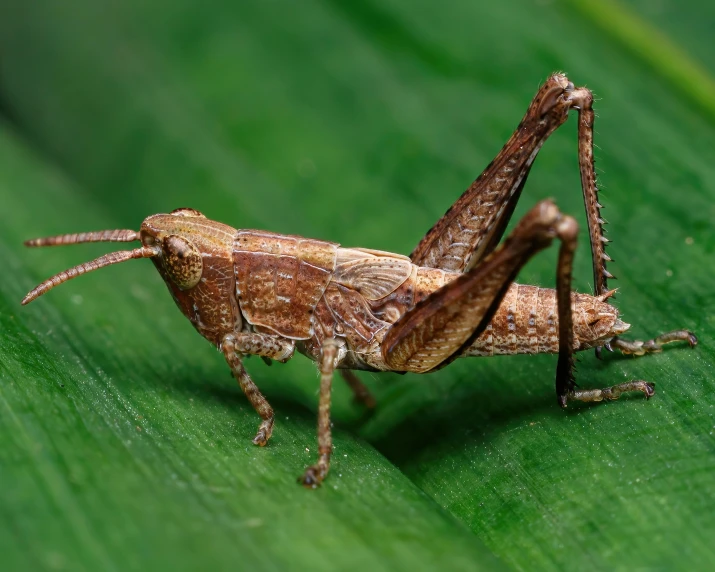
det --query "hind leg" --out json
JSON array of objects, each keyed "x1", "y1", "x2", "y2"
[
  {"x1": 564, "y1": 331, "x2": 697, "y2": 405},
  {"x1": 609, "y1": 330, "x2": 697, "y2": 356}
]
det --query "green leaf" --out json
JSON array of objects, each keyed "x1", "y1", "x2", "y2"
[{"x1": 1, "y1": 0, "x2": 714, "y2": 569}]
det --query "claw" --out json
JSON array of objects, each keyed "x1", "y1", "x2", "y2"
[
  {"x1": 298, "y1": 465, "x2": 323, "y2": 488},
  {"x1": 252, "y1": 422, "x2": 273, "y2": 446},
  {"x1": 565, "y1": 380, "x2": 656, "y2": 405},
  {"x1": 642, "y1": 381, "x2": 656, "y2": 399}
]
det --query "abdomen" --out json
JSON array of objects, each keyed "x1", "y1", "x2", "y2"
[{"x1": 460, "y1": 284, "x2": 627, "y2": 357}]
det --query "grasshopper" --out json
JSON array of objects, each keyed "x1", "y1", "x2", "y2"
[{"x1": 22, "y1": 74, "x2": 696, "y2": 487}]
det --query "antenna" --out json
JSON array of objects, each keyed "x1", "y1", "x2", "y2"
[
  {"x1": 22, "y1": 226, "x2": 159, "y2": 304},
  {"x1": 25, "y1": 229, "x2": 139, "y2": 247}
]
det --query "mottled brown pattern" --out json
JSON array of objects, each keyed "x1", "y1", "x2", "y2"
[
  {"x1": 576, "y1": 98, "x2": 611, "y2": 296},
  {"x1": 410, "y1": 74, "x2": 573, "y2": 272},
  {"x1": 333, "y1": 248, "x2": 413, "y2": 300},
  {"x1": 320, "y1": 283, "x2": 391, "y2": 348},
  {"x1": 233, "y1": 230, "x2": 338, "y2": 339},
  {"x1": 161, "y1": 235, "x2": 203, "y2": 289},
  {"x1": 141, "y1": 214, "x2": 241, "y2": 347},
  {"x1": 222, "y1": 334, "x2": 274, "y2": 446},
  {"x1": 22, "y1": 74, "x2": 697, "y2": 488},
  {"x1": 383, "y1": 201, "x2": 568, "y2": 373},
  {"x1": 299, "y1": 340, "x2": 341, "y2": 488},
  {"x1": 462, "y1": 285, "x2": 625, "y2": 356},
  {"x1": 409, "y1": 74, "x2": 610, "y2": 299},
  {"x1": 231, "y1": 332, "x2": 295, "y2": 362}
]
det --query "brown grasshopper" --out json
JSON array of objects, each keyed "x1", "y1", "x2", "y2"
[{"x1": 22, "y1": 74, "x2": 696, "y2": 487}]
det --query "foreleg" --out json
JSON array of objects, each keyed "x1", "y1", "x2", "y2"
[{"x1": 221, "y1": 332, "x2": 295, "y2": 446}]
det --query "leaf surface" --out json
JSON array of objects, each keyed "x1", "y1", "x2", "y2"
[{"x1": 0, "y1": 0, "x2": 713, "y2": 569}]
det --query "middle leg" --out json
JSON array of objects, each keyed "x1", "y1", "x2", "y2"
[{"x1": 299, "y1": 339, "x2": 344, "y2": 488}]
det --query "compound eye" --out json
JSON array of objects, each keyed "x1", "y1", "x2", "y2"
[
  {"x1": 162, "y1": 235, "x2": 203, "y2": 289},
  {"x1": 170, "y1": 207, "x2": 206, "y2": 218}
]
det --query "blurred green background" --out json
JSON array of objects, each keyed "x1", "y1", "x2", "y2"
[{"x1": 0, "y1": 1, "x2": 713, "y2": 570}]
